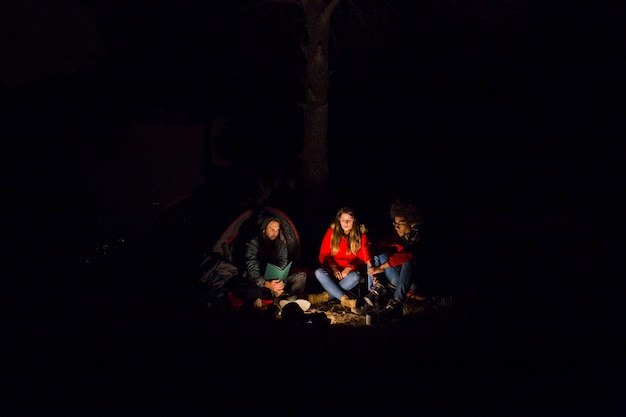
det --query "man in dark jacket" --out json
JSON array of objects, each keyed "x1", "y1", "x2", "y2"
[{"x1": 243, "y1": 215, "x2": 309, "y2": 310}]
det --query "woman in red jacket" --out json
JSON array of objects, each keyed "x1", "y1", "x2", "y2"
[{"x1": 308, "y1": 207, "x2": 371, "y2": 309}]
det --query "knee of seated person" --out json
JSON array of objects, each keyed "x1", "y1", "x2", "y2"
[{"x1": 314, "y1": 268, "x2": 327, "y2": 279}]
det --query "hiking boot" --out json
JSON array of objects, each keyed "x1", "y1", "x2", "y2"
[
  {"x1": 378, "y1": 298, "x2": 403, "y2": 320},
  {"x1": 364, "y1": 284, "x2": 387, "y2": 307},
  {"x1": 308, "y1": 291, "x2": 329, "y2": 305},
  {"x1": 340, "y1": 295, "x2": 357, "y2": 309},
  {"x1": 351, "y1": 303, "x2": 372, "y2": 315}
]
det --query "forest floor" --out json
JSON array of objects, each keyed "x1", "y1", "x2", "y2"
[
  {"x1": 199, "y1": 287, "x2": 478, "y2": 339},
  {"x1": 305, "y1": 292, "x2": 462, "y2": 327}
]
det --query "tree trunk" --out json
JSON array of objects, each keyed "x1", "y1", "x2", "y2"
[{"x1": 299, "y1": 0, "x2": 340, "y2": 227}]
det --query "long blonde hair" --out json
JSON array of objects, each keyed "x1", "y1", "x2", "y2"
[{"x1": 329, "y1": 207, "x2": 368, "y2": 256}]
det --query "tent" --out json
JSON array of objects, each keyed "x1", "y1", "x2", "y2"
[
  {"x1": 212, "y1": 206, "x2": 301, "y2": 267},
  {"x1": 197, "y1": 206, "x2": 302, "y2": 307}
]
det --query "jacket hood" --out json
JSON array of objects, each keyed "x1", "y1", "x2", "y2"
[{"x1": 260, "y1": 216, "x2": 281, "y2": 234}]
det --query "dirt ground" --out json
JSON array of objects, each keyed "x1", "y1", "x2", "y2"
[
  {"x1": 305, "y1": 294, "x2": 456, "y2": 327},
  {"x1": 209, "y1": 290, "x2": 476, "y2": 335}
]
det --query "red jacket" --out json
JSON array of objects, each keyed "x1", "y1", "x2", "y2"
[
  {"x1": 318, "y1": 228, "x2": 371, "y2": 272},
  {"x1": 378, "y1": 230, "x2": 422, "y2": 268}
]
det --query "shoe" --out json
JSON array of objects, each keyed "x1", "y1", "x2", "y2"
[
  {"x1": 252, "y1": 298, "x2": 274, "y2": 309},
  {"x1": 406, "y1": 290, "x2": 427, "y2": 301},
  {"x1": 340, "y1": 295, "x2": 357, "y2": 309},
  {"x1": 227, "y1": 292, "x2": 244, "y2": 308},
  {"x1": 378, "y1": 298, "x2": 403, "y2": 320},
  {"x1": 364, "y1": 284, "x2": 387, "y2": 307},
  {"x1": 350, "y1": 303, "x2": 371, "y2": 315},
  {"x1": 279, "y1": 298, "x2": 311, "y2": 312},
  {"x1": 308, "y1": 291, "x2": 329, "y2": 305},
  {"x1": 276, "y1": 293, "x2": 297, "y2": 303}
]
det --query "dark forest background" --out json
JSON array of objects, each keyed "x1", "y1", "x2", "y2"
[
  {"x1": 4, "y1": 0, "x2": 621, "y2": 251},
  {"x1": 2, "y1": 1, "x2": 624, "y2": 416}
]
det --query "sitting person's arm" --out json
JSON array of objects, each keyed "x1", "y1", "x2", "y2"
[{"x1": 244, "y1": 238, "x2": 265, "y2": 288}]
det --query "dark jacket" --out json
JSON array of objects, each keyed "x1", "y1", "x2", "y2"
[{"x1": 243, "y1": 216, "x2": 289, "y2": 288}]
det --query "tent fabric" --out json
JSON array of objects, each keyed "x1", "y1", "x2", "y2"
[{"x1": 212, "y1": 206, "x2": 301, "y2": 267}]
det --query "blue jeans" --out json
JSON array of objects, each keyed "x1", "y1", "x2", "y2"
[
  {"x1": 314, "y1": 267, "x2": 361, "y2": 301},
  {"x1": 368, "y1": 253, "x2": 418, "y2": 302}
]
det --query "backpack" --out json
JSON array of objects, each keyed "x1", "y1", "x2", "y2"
[{"x1": 196, "y1": 252, "x2": 239, "y2": 304}]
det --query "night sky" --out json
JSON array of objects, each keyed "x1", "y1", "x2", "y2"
[{"x1": 3, "y1": 1, "x2": 624, "y2": 416}]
